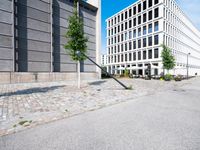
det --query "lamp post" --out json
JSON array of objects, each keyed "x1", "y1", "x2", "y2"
[{"x1": 187, "y1": 53, "x2": 191, "y2": 80}]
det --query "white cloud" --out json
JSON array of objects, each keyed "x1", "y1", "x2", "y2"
[{"x1": 177, "y1": 0, "x2": 200, "y2": 30}]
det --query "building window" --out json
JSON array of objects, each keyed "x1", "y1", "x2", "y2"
[
  {"x1": 143, "y1": 13, "x2": 147, "y2": 23},
  {"x1": 138, "y1": 39, "x2": 141, "y2": 48},
  {"x1": 138, "y1": 15, "x2": 141, "y2": 25},
  {"x1": 129, "y1": 42, "x2": 132, "y2": 50},
  {"x1": 138, "y1": 51, "x2": 141, "y2": 60},
  {"x1": 148, "y1": 49, "x2": 152, "y2": 59},
  {"x1": 143, "y1": 51, "x2": 147, "y2": 60},
  {"x1": 138, "y1": 28, "x2": 141, "y2": 37},
  {"x1": 125, "y1": 32, "x2": 128, "y2": 40},
  {"x1": 148, "y1": 10, "x2": 152, "y2": 20},
  {"x1": 125, "y1": 11, "x2": 127, "y2": 19},
  {"x1": 125, "y1": 43, "x2": 127, "y2": 51},
  {"x1": 121, "y1": 24, "x2": 124, "y2": 31},
  {"x1": 129, "y1": 53, "x2": 132, "y2": 61},
  {"x1": 148, "y1": 36, "x2": 152, "y2": 46},
  {"x1": 143, "y1": 26, "x2": 147, "y2": 35},
  {"x1": 125, "y1": 22, "x2": 127, "y2": 30},
  {"x1": 133, "y1": 29, "x2": 136, "y2": 38},
  {"x1": 121, "y1": 13, "x2": 124, "y2": 21},
  {"x1": 143, "y1": 1, "x2": 147, "y2": 10},
  {"x1": 118, "y1": 15, "x2": 120, "y2": 23},
  {"x1": 133, "y1": 52, "x2": 136, "y2": 60},
  {"x1": 138, "y1": 3, "x2": 141, "y2": 13},
  {"x1": 143, "y1": 38, "x2": 147, "y2": 47},
  {"x1": 129, "y1": 31, "x2": 132, "y2": 39},
  {"x1": 133, "y1": 6, "x2": 136, "y2": 15},
  {"x1": 154, "y1": 35, "x2": 159, "y2": 45},
  {"x1": 154, "y1": 8, "x2": 159, "y2": 18},
  {"x1": 149, "y1": 0, "x2": 152, "y2": 7},
  {"x1": 114, "y1": 17, "x2": 116, "y2": 24},
  {"x1": 121, "y1": 54, "x2": 123, "y2": 62},
  {"x1": 129, "y1": 8, "x2": 132, "y2": 17},
  {"x1": 154, "y1": 48, "x2": 159, "y2": 58},
  {"x1": 121, "y1": 34, "x2": 124, "y2": 41},
  {"x1": 155, "y1": 0, "x2": 159, "y2": 5},
  {"x1": 129, "y1": 20, "x2": 132, "y2": 28},
  {"x1": 125, "y1": 54, "x2": 127, "y2": 61},
  {"x1": 133, "y1": 18, "x2": 136, "y2": 26},
  {"x1": 133, "y1": 41, "x2": 136, "y2": 49},
  {"x1": 118, "y1": 25, "x2": 120, "y2": 33},
  {"x1": 121, "y1": 44, "x2": 124, "y2": 52},
  {"x1": 154, "y1": 21, "x2": 159, "y2": 31},
  {"x1": 148, "y1": 24, "x2": 152, "y2": 33}
]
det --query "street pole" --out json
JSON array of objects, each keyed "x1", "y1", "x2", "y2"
[{"x1": 187, "y1": 53, "x2": 190, "y2": 80}]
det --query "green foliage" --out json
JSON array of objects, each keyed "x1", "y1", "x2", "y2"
[
  {"x1": 164, "y1": 73, "x2": 173, "y2": 81},
  {"x1": 64, "y1": 1, "x2": 88, "y2": 61},
  {"x1": 161, "y1": 44, "x2": 175, "y2": 72},
  {"x1": 124, "y1": 68, "x2": 129, "y2": 77}
]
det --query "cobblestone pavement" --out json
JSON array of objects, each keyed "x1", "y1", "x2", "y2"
[{"x1": 0, "y1": 78, "x2": 193, "y2": 136}]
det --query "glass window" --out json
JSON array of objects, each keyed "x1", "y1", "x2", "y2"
[
  {"x1": 154, "y1": 8, "x2": 159, "y2": 18},
  {"x1": 148, "y1": 49, "x2": 152, "y2": 59},
  {"x1": 129, "y1": 8, "x2": 132, "y2": 17},
  {"x1": 149, "y1": 0, "x2": 152, "y2": 7},
  {"x1": 155, "y1": 0, "x2": 159, "y2": 5},
  {"x1": 118, "y1": 15, "x2": 120, "y2": 23},
  {"x1": 121, "y1": 54, "x2": 123, "y2": 62},
  {"x1": 121, "y1": 44, "x2": 124, "y2": 52},
  {"x1": 121, "y1": 34, "x2": 124, "y2": 41},
  {"x1": 138, "y1": 51, "x2": 141, "y2": 60},
  {"x1": 154, "y1": 21, "x2": 159, "y2": 31},
  {"x1": 143, "y1": 38, "x2": 147, "y2": 47},
  {"x1": 143, "y1": 51, "x2": 147, "y2": 60},
  {"x1": 154, "y1": 48, "x2": 159, "y2": 58},
  {"x1": 148, "y1": 10, "x2": 152, "y2": 20},
  {"x1": 138, "y1": 28, "x2": 141, "y2": 37},
  {"x1": 143, "y1": 26, "x2": 147, "y2": 35},
  {"x1": 125, "y1": 22, "x2": 127, "y2": 30},
  {"x1": 133, "y1": 6, "x2": 136, "y2": 15},
  {"x1": 148, "y1": 24, "x2": 152, "y2": 33},
  {"x1": 138, "y1": 16, "x2": 141, "y2": 25},
  {"x1": 143, "y1": 1, "x2": 147, "y2": 10},
  {"x1": 138, "y1": 39, "x2": 141, "y2": 48},
  {"x1": 129, "y1": 53, "x2": 132, "y2": 61},
  {"x1": 129, "y1": 31, "x2": 132, "y2": 39},
  {"x1": 148, "y1": 36, "x2": 152, "y2": 46},
  {"x1": 125, "y1": 43, "x2": 127, "y2": 51},
  {"x1": 125, "y1": 32, "x2": 128, "y2": 40},
  {"x1": 125, "y1": 11, "x2": 127, "y2": 19},
  {"x1": 143, "y1": 13, "x2": 146, "y2": 23},
  {"x1": 154, "y1": 35, "x2": 159, "y2": 45},
  {"x1": 121, "y1": 13, "x2": 124, "y2": 21},
  {"x1": 133, "y1": 41, "x2": 136, "y2": 49},
  {"x1": 129, "y1": 20, "x2": 132, "y2": 28},
  {"x1": 129, "y1": 42, "x2": 132, "y2": 50},
  {"x1": 133, "y1": 18, "x2": 136, "y2": 26},
  {"x1": 133, "y1": 29, "x2": 136, "y2": 38},
  {"x1": 125, "y1": 54, "x2": 127, "y2": 61},
  {"x1": 118, "y1": 25, "x2": 120, "y2": 33},
  {"x1": 121, "y1": 24, "x2": 124, "y2": 31},
  {"x1": 138, "y1": 3, "x2": 141, "y2": 13},
  {"x1": 133, "y1": 52, "x2": 136, "y2": 60}
]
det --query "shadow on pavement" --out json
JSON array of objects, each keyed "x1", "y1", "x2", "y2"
[
  {"x1": 0, "y1": 85, "x2": 65, "y2": 97},
  {"x1": 88, "y1": 80, "x2": 107, "y2": 86}
]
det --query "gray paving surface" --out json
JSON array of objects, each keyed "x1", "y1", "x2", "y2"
[
  {"x1": 0, "y1": 78, "x2": 200, "y2": 150},
  {"x1": 0, "y1": 78, "x2": 176, "y2": 136}
]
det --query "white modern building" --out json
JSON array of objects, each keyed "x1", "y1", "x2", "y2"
[
  {"x1": 106, "y1": 0, "x2": 200, "y2": 76},
  {"x1": 101, "y1": 54, "x2": 108, "y2": 66}
]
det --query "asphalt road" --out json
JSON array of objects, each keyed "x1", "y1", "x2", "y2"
[{"x1": 1, "y1": 79, "x2": 200, "y2": 150}]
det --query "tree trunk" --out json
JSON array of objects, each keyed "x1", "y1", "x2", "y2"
[{"x1": 78, "y1": 61, "x2": 80, "y2": 89}]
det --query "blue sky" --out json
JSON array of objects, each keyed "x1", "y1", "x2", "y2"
[{"x1": 101, "y1": 0, "x2": 200, "y2": 54}]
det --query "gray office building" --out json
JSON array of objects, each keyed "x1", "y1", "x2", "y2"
[{"x1": 0, "y1": 0, "x2": 101, "y2": 83}]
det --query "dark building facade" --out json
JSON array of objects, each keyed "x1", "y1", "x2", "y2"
[{"x1": 0, "y1": 0, "x2": 100, "y2": 83}]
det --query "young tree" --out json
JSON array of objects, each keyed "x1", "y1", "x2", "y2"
[
  {"x1": 161, "y1": 44, "x2": 175, "y2": 73},
  {"x1": 64, "y1": 0, "x2": 88, "y2": 88}
]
